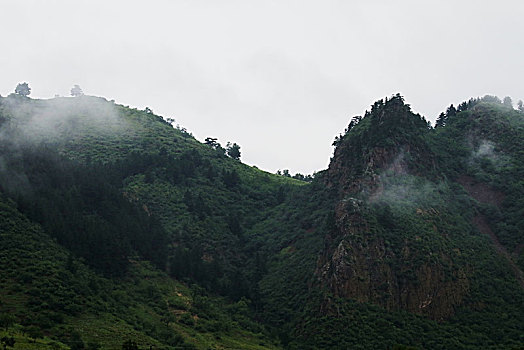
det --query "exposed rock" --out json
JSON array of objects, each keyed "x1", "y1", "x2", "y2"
[
  {"x1": 316, "y1": 202, "x2": 469, "y2": 320},
  {"x1": 457, "y1": 175, "x2": 505, "y2": 207},
  {"x1": 316, "y1": 97, "x2": 470, "y2": 320}
]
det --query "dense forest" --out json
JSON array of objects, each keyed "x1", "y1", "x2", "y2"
[{"x1": 0, "y1": 92, "x2": 522, "y2": 349}]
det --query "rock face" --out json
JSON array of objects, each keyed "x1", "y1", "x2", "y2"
[
  {"x1": 316, "y1": 96, "x2": 470, "y2": 320},
  {"x1": 316, "y1": 197, "x2": 469, "y2": 320}
]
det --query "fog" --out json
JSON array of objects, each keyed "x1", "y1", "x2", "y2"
[
  {"x1": 1, "y1": 96, "x2": 126, "y2": 145},
  {"x1": 363, "y1": 151, "x2": 443, "y2": 209},
  {"x1": 1, "y1": 0, "x2": 523, "y2": 174},
  {"x1": 0, "y1": 95, "x2": 131, "y2": 196},
  {"x1": 469, "y1": 139, "x2": 510, "y2": 170}
]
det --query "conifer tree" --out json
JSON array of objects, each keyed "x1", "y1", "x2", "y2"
[
  {"x1": 70, "y1": 85, "x2": 84, "y2": 97},
  {"x1": 226, "y1": 142, "x2": 241, "y2": 160},
  {"x1": 14, "y1": 82, "x2": 30, "y2": 96},
  {"x1": 435, "y1": 112, "x2": 447, "y2": 128}
]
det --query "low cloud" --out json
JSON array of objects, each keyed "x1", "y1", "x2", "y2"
[
  {"x1": 369, "y1": 173, "x2": 445, "y2": 209},
  {"x1": 469, "y1": 139, "x2": 510, "y2": 170},
  {"x1": 2, "y1": 95, "x2": 127, "y2": 146}
]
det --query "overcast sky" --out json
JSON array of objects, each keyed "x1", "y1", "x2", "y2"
[{"x1": 1, "y1": 1, "x2": 523, "y2": 174}]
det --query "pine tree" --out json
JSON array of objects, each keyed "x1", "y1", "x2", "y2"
[
  {"x1": 14, "y1": 82, "x2": 31, "y2": 96},
  {"x1": 435, "y1": 112, "x2": 447, "y2": 128},
  {"x1": 226, "y1": 142, "x2": 241, "y2": 160},
  {"x1": 70, "y1": 85, "x2": 84, "y2": 97}
]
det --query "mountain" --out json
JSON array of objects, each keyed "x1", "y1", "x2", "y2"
[
  {"x1": 271, "y1": 95, "x2": 524, "y2": 349},
  {"x1": 0, "y1": 93, "x2": 522, "y2": 349}
]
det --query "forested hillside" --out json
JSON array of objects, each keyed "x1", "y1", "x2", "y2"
[{"x1": 0, "y1": 93, "x2": 522, "y2": 349}]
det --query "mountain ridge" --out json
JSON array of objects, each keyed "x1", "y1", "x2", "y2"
[{"x1": 0, "y1": 92, "x2": 522, "y2": 349}]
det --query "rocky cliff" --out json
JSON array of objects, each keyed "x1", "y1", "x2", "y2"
[{"x1": 316, "y1": 95, "x2": 470, "y2": 320}]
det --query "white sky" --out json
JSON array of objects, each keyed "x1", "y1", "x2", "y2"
[{"x1": 1, "y1": 0, "x2": 523, "y2": 174}]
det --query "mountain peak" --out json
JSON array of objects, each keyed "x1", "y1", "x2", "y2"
[{"x1": 327, "y1": 95, "x2": 432, "y2": 195}]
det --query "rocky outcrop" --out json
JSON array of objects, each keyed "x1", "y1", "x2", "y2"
[
  {"x1": 458, "y1": 177, "x2": 524, "y2": 289},
  {"x1": 315, "y1": 197, "x2": 469, "y2": 320},
  {"x1": 457, "y1": 175, "x2": 504, "y2": 207},
  {"x1": 316, "y1": 97, "x2": 470, "y2": 320}
]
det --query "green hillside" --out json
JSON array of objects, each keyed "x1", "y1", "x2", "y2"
[
  {"x1": 0, "y1": 93, "x2": 522, "y2": 349},
  {"x1": 0, "y1": 94, "x2": 290, "y2": 349},
  {"x1": 273, "y1": 95, "x2": 524, "y2": 349}
]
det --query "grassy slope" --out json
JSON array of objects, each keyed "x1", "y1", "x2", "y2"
[
  {"x1": 255, "y1": 100, "x2": 524, "y2": 349},
  {"x1": 1, "y1": 95, "x2": 522, "y2": 349},
  {"x1": 0, "y1": 191, "x2": 281, "y2": 349},
  {"x1": 0, "y1": 95, "x2": 292, "y2": 349}
]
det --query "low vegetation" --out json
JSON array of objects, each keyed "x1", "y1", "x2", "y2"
[{"x1": 0, "y1": 93, "x2": 522, "y2": 349}]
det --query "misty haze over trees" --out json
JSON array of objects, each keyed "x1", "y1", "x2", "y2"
[{"x1": 0, "y1": 88, "x2": 522, "y2": 349}]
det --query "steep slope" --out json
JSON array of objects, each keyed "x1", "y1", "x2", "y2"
[
  {"x1": 0, "y1": 94, "x2": 289, "y2": 349},
  {"x1": 258, "y1": 95, "x2": 524, "y2": 349},
  {"x1": 320, "y1": 94, "x2": 468, "y2": 320},
  {"x1": 0, "y1": 92, "x2": 522, "y2": 350},
  {"x1": 0, "y1": 192, "x2": 283, "y2": 349},
  {"x1": 431, "y1": 99, "x2": 524, "y2": 273}
]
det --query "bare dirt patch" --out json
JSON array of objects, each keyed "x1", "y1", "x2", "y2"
[
  {"x1": 473, "y1": 214, "x2": 524, "y2": 289},
  {"x1": 457, "y1": 175, "x2": 504, "y2": 206},
  {"x1": 459, "y1": 176, "x2": 523, "y2": 289}
]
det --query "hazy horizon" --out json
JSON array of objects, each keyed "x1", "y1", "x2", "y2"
[{"x1": 2, "y1": 0, "x2": 523, "y2": 174}]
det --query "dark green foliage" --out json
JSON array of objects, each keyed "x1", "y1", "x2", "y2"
[
  {"x1": 0, "y1": 170, "x2": 276, "y2": 350},
  {"x1": 226, "y1": 142, "x2": 241, "y2": 160},
  {"x1": 330, "y1": 94, "x2": 433, "y2": 186},
  {"x1": 204, "y1": 137, "x2": 226, "y2": 155},
  {"x1": 290, "y1": 173, "x2": 313, "y2": 182},
  {"x1": 0, "y1": 93, "x2": 522, "y2": 349},
  {"x1": 435, "y1": 112, "x2": 447, "y2": 128},
  {"x1": 261, "y1": 94, "x2": 524, "y2": 349},
  {"x1": 0, "y1": 96, "x2": 285, "y2": 347},
  {"x1": 64, "y1": 330, "x2": 85, "y2": 350},
  {"x1": 0, "y1": 336, "x2": 15, "y2": 349},
  {"x1": 0, "y1": 314, "x2": 14, "y2": 331},
  {"x1": 276, "y1": 169, "x2": 291, "y2": 177},
  {"x1": 365, "y1": 94, "x2": 430, "y2": 144},
  {"x1": 0, "y1": 144, "x2": 169, "y2": 276},
  {"x1": 121, "y1": 339, "x2": 138, "y2": 350},
  {"x1": 222, "y1": 169, "x2": 240, "y2": 188},
  {"x1": 431, "y1": 99, "x2": 524, "y2": 254},
  {"x1": 14, "y1": 82, "x2": 30, "y2": 96},
  {"x1": 25, "y1": 325, "x2": 44, "y2": 340},
  {"x1": 204, "y1": 137, "x2": 219, "y2": 148},
  {"x1": 446, "y1": 103, "x2": 457, "y2": 117},
  {"x1": 86, "y1": 341, "x2": 101, "y2": 350}
]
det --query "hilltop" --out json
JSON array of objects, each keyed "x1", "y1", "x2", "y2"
[{"x1": 0, "y1": 93, "x2": 523, "y2": 349}]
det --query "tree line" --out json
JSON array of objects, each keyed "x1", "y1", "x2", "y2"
[{"x1": 10, "y1": 82, "x2": 84, "y2": 97}]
